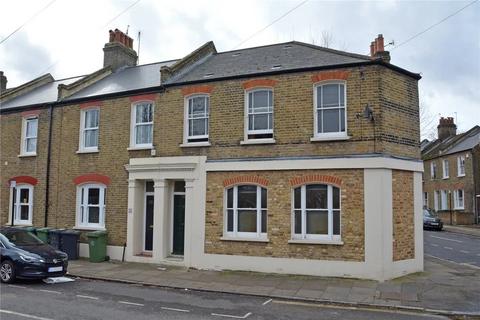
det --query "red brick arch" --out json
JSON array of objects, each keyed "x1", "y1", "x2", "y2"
[
  {"x1": 8, "y1": 176, "x2": 38, "y2": 186},
  {"x1": 311, "y1": 70, "x2": 350, "y2": 83},
  {"x1": 289, "y1": 175, "x2": 342, "y2": 188},
  {"x1": 73, "y1": 174, "x2": 111, "y2": 186},
  {"x1": 181, "y1": 85, "x2": 214, "y2": 96},
  {"x1": 223, "y1": 176, "x2": 269, "y2": 188},
  {"x1": 242, "y1": 79, "x2": 277, "y2": 90}
]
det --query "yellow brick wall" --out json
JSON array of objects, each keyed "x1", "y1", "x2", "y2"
[{"x1": 392, "y1": 170, "x2": 415, "y2": 261}]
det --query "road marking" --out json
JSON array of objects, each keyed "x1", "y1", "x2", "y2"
[
  {"x1": 426, "y1": 254, "x2": 480, "y2": 270},
  {"x1": 460, "y1": 263, "x2": 480, "y2": 270},
  {"x1": 460, "y1": 250, "x2": 470, "y2": 254},
  {"x1": 39, "y1": 289, "x2": 62, "y2": 295},
  {"x1": 118, "y1": 301, "x2": 144, "y2": 306},
  {"x1": 76, "y1": 294, "x2": 99, "y2": 300},
  {"x1": 262, "y1": 298, "x2": 272, "y2": 305},
  {"x1": 443, "y1": 247, "x2": 453, "y2": 250},
  {"x1": 0, "y1": 309, "x2": 54, "y2": 320},
  {"x1": 211, "y1": 312, "x2": 252, "y2": 319},
  {"x1": 7, "y1": 284, "x2": 27, "y2": 289},
  {"x1": 161, "y1": 307, "x2": 190, "y2": 313},
  {"x1": 429, "y1": 235, "x2": 463, "y2": 243},
  {"x1": 430, "y1": 243, "x2": 439, "y2": 247}
]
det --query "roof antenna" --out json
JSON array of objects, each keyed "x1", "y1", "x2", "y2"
[
  {"x1": 137, "y1": 30, "x2": 141, "y2": 64},
  {"x1": 126, "y1": 25, "x2": 130, "y2": 35}
]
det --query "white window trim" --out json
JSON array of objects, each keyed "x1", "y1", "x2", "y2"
[
  {"x1": 430, "y1": 162, "x2": 436, "y2": 180},
  {"x1": 78, "y1": 107, "x2": 100, "y2": 153},
  {"x1": 242, "y1": 88, "x2": 274, "y2": 143},
  {"x1": 442, "y1": 159, "x2": 449, "y2": 179},
  {"x1": 313, "y1": 80, "x2": 348, "y2": 140},
  {"x1": 457, "y1": 156, "x2": 465, "y2": 177},
  {"x1": 12, "y1": 184, "x2": 34, "y2": 225},
  {"x1": 224, "y1": 185, "x2": 267, "y2": 239},
  {"x1": 20, "y1": 116, "x2": 38, "y2": 156},
  {"x1": 75, "y1": 183, "x2": 106, "y2": 229},
  {"x1": 291, "y1": 184, "x2": 341, "y2": 242},
  {"x1": 453, "y1": 189, "x2": 464, "y2": 210},
  {"x1": 434, "y1": 190, "x2": 439, "y2": 211},
  {"x1": 423, "y1": 192, "x2": 428, "y2": 208},
  {"x1": 130, "y1": 101, "x2": 154, "y2": 149},
  {"x1": 183, "y1": 94, "x2": 210, "y2": 145},
  {"x1": 440, "y1": 190, "x2": 448, "y2": 210}
]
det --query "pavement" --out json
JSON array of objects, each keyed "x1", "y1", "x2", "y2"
[
  {"x1": 66, "y1": 234, "x2": 480, "y2": 317},
  {"x1": 443, "y1": 224, "x2": 480, "y2": 237}
]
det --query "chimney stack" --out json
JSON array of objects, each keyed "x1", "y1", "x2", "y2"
[
  {"x1": 0, "y1": 71, "x2": 7, "y2": 94},
  {"x1": 370, "y1": 34, "x2": 390, "y2": 63},
  {"x1": 437, "y1": 117, "x2": 457, "y2": 140},
  {"x1": 103, "y1": 28, "x2": 138, "y2": 71}
]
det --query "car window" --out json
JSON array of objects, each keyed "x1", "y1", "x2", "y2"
[
  {"x1": 423, "y1": 210, "x2": 434, "y2": 218},
  {"x1": 3, "y1": 230, "x2": 43, "y2": 245},
  {"x1": 0, "y1": 233, "x2": 12, "y2": 247}
]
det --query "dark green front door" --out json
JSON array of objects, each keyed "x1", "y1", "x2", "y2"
[{"x1": 172, "y1": 194, "x2": 185, "y2": 255}]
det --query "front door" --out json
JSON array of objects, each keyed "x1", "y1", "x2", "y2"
[
  {"x1": 144, "y1": 194, "x2": 154, "y2": 252},
  {"x1": 172, "y1": 193, "x2": 185, "y2": 255}
]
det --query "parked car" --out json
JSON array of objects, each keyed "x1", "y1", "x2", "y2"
[
  {"x1": 0, "y1": 227, "x2": 68, "y2": 283},
  {"x1": 423, "y1": 208, "x2": 443, "y2": 231}
]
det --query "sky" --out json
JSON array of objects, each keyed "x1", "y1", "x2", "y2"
[{"x1": 0, "y1": 0, "x2": 478, "y2": 139}]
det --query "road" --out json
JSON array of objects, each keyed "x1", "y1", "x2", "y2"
[
  {"x1": 0, "y1": 278, "x2": 448, "y2": 320},
  {"x1": 424, "y1": 230, "x2": 480, "y2": 269}
]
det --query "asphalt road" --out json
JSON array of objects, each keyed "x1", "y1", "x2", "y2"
[
  {"x1": 0, "y1": 278, "x2": 449, "y2": 320},
  {"x1": 424, "y1": 230, "x2": 480, "y2": 269}
]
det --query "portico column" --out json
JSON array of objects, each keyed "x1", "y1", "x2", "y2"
[
  {"x1": 152, "y1": 179, "x2": 167, "y2": 263},
  {"x1": 183, "y1": 179, "x2": 195, "y2": 267},
  {"x1": 126, "y1": 179, "x2": 141, "y2": 260}
]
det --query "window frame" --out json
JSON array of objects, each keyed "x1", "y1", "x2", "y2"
[
  {"x1": 224, "y1": 184, "x2": 267, "y2": 239},
  {"x1": 184, "y1": 94, "x2": 210, "y2": 144},
  {"x1": 244, "y1": 88, "x2": 274, "y2": 141},
  {"x1": 313, "y1": 80, "x2": 348, "y2": 139},
  {"x1": 76, "y1": 183, "x2": 106, "y2": 229},
  {"x1": 79, "y1": 107, "x2": 100, "y2": 152},
  {"x1": 434, "y1": 190, "x2": 439, "y2": 211},
  {"x1": 430, "y1": 162, "x2": 437, "y2": 180},
  {"x1": 20, "y1": 116, "x2": 38, "y2": 156},
  {"x1": 291, "y1": 184, "x2": 341, "y2": 241},
  {"x1": 457, "y1": 156, "x2": 465, "y2": 177},
  {"x1": 12, "y1": 184, "x2": 34, "y2": 225},
  {"x1": 440, "y1": 190, "x2": 448, "y2": 210},
  {"x1": 453, "y1": 189, "x2": 464, "y2": 210},
  {"x1": 130, "y1": 101, "x2": 154, "y2": 149},
  {"x1": 442, "y1": 159, "x2": 449, "y2": 179},
  {"x1": 423, "y1": 192, "x2": 428, "y2": 208}
]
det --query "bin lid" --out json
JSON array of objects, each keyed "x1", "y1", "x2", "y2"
[
  {"x1": 37, "y1": 227, "x2": 52, "y2": 231},
  {"x1": 50, "y1": 228, "x2": 66, "y2": 233},
  {"x1": 86, "y1": 230, "x2": 107, "y2": 238},
  {"x1": 61, "y1": 229, "x2": 81, "y2": 235}
]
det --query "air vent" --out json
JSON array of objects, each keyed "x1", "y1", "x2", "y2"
[
  {"x1": 203, "y1": 73, "x2": 214, "y2": 78},
  {"x1": 271, "y1": 65, "x2": 282, "y2": 70}
]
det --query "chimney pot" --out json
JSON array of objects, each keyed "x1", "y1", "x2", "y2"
[
  {"x1": 370, "y1": 34, "x2": 390, "y2": 63},
  {"x1": 437, "y1": 116, "x2": 457, "y2": 140},
  {"x1": 103, "y1": 28, "x2": 137, "y2": 70}
]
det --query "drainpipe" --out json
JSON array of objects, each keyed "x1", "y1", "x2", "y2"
[{"x1": 44, "y1": 104, "x2": 53, "y2": 227}]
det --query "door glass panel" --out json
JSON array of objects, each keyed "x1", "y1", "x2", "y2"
[
  {"x1": 20, "y1": 189, "x2": 29, "y2": 204},
  {"x1": 20, "y1": 205, "x2": 29, "y2": 220},
  {"x1": 306, "y1": 210, "x2": 328, "y2": 234},
  {"x1": 174, "y1": 181, "x2": 185, "y2": 193},
  {"x1": 237, "y1": 210, "x2": 257, "y2": 232}
]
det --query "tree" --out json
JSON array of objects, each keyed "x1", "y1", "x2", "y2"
[{"x1": 420, "y1": 104, "x2": 437, "y2": 140}]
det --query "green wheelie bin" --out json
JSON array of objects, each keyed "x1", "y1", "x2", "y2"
[
  {"x1": 36, "y1": 227, "x2": 52, "y2": 243},
  {"x1": 86, "y1": 231, "x2": 107, "y2": 262}
]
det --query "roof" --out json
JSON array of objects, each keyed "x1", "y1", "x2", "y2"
[
  {"x1": 0, "y1": 76, "x2": 83, "y2": 110},
  {"x1": 422, "y1": 126, "x2": 480, "y2": 160},
  {"x1": 66, "y1": 60, "x2": 177, "y2": 100},
  {"x1": 167, "y1": 41, "x2": 371, "y2": 84}
]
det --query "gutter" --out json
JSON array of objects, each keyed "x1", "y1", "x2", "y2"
[{"x1": 44, "y1": 103, "x2": 53, "y2": 227}]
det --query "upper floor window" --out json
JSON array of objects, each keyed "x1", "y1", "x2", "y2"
[
  {"x1": 79, "y1": 108, "x2": 99, "y2": 151},
  {"x1": 292, "y1": 184, "x2": 341, "y2": 241},
  {"x1": 12, "y1": 184, "x2": 33, "y2": 225},
  {"x1": 440, "y1": 190, "x2": 448, "y2": 210},
  {"x1": 225, "y1": 185, "x2": 267, "y2": 239},
  {"x1": 246, "y1": 89, "x2": 273, "y2": 140},
  {"x1": 430, "y1": 162, "x2": 437, "y2": 180},
  {"x1": 457, "y1": 156, "x2": 465, "y2": 177},
  {"x1": 442, "y1": 159, "x2": 449, "y2": 179},
  {"x1": 314, "y1": 82, "x2": 346, "y2": 138},
  {"x1": 77, "y1": 184, "x2": 106, "y2": 229},
  {"x1": 185, "y1": 95, "x2": 209, "y2": 143},
  {"x1": 453, "y1": 189, "x2": 464, "y2": 210},
  {"x1": 21, "y1": 117, "x2": 38, "y2": 155},
  {"x1": 131, "y1": 102, "x2": 153, "y2": 148}
]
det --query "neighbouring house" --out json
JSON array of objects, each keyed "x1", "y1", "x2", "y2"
[
  {"x1": 0, "y1": 30, "x2": 423, "y2": 280},
  {"x1": 422, "y1": 117, "x2": 480, "y2": 225}
]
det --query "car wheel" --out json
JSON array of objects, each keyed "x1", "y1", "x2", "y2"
[{"x1": 0, "y1": 260, "x2": 16, "y2": 283}]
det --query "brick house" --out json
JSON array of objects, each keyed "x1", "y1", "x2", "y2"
[
  {"x1": 0, "y1": 30, "x2": 423, "y2": 280},
  {"x1": 422, "y1": 117, "x2": 480, "y2": 225}
]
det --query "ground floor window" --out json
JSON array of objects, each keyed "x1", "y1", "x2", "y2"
[
  {"x1": 453, "y1": 189, "x2": 464, "y2": 209},
  {"x1": 423, "y1": 192, "x2": 428, "y2": 208},
  {"x1": 292, "y1": 184, "x2": 340, "y2": 240},
  {"x1": 225, "y1": 185, "x2": 267, "y2": 238},
  {"x1": 12, "y1": 185, "x2": 33, "y2": 225},
  {"x1": 440, "y1": 190, "x2": 448, "y2": 210},
  {"x1": 77, "y1": 184, "x2": 106, "y2": 228}
]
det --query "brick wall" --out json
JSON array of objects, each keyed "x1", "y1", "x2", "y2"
[
  {"x1": 392, "y1": 170, "x2": 415, "y2": 261},
  {"x1": 205, "y1": 169, "x2": 365, "y2": 261}
]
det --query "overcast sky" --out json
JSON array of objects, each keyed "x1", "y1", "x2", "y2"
[{"x1": 0, "y1": 0, "x2": 478, "y2": 138}]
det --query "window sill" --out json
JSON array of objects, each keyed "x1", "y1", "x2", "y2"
[
  {"x1": 442, "y1": 177, "x2": 449, "y2": 180},
  {"x1": 457, "y1": 174, "x2": 465, "y2": 178},
  {"x1": 180, "y1": 142, "x2": 211, "y2": 148},
  {"x1": 220, "y1": 236, "x2": 269, "y2": 243},
  {"x1": 240, "y1": 139, "x2": 276, "y2": 145},
  {"x1": 288, "y1": 239, "x2": 344, "y2": 245},
  {"x1": 76, "y1": 149, "x2": 99, "y2": 154},
  {"x1": 127, "y1": 146, "x2": 153, "y2": 151},
  {"x1": 6, "y1": 223, "x2": 33, "y2": 227},
  {"x1": 18, "y1": 153, "x2": 37, "y2": 158},
  {"x1": 310, "y1": 135, "x2": 351, "y2": 142},
  {"x1": 73, "y1": 226, "x2": 106, "y2": 231}
]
